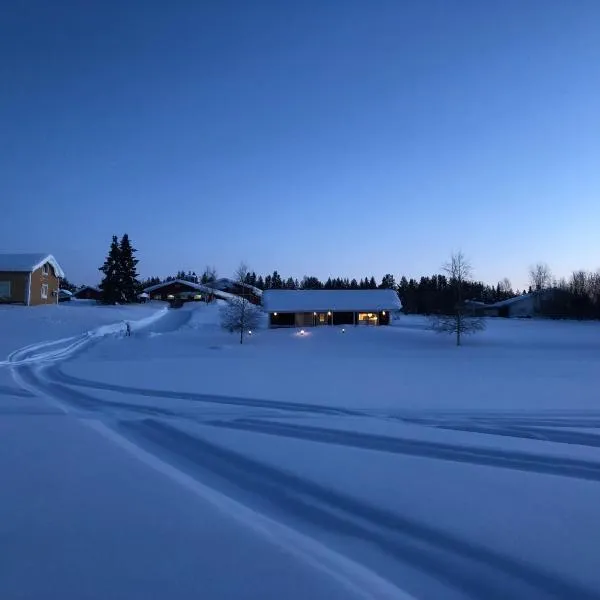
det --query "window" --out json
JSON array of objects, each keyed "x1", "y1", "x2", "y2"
[
  {"x1": 0, "y1": 281, "x2": 11, "y2": 299},
  {"x1": 41, "y1": 284, "x2": 48, "y2": 299},
  {"x1": 41, "y1": 263, "x2": 49, "y2": 276},
  {"x1": 358, "y1": 312, "x2": 378, "y2": 325}
]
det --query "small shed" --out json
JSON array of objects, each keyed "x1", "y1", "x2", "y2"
[{"x1": 73, "y1": 286, "x2": 102, "y2": 301}]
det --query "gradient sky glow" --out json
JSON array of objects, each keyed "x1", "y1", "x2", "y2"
[{"x1": 2, "y1": 1, "x2": 599, "y2": 289}]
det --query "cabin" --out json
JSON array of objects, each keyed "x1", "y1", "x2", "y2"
[
  {"x1": 73, "y1": 286, "x2": 102, "y2": 301},
  {"x1": 210, "y1": 278, "x2": 262, "y2": 305},
  {"x1": 144, "y1": 279, "x2": 231, "y2": 302},
  {"x1": 0, "y1": 253, "x2": 64, "y2": 306},
  {"x1": 263, "y1": 289, "x2": 402, "y2": 327}
]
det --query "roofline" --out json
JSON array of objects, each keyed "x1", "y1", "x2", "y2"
[
  {"x1": 32, "y1": 254, "x2": 65, "y2": 278},
  {"x1": 144, "y1": 279, "x2": 213, "y2": 293}
]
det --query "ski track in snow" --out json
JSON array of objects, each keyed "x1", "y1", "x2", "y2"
[{"x1": 5, "y1": 309, "x2": 600, "y2": 600}]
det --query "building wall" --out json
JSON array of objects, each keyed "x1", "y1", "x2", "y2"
[
  {"x1": 508, "y1": 296, "x2": 536, "y2": 317},
  {"x1": 0, "y1": 272, "x2": 28, "y2": 303},
  {"x1": 74, "y1": 287, "x2": 102, "y2": 301},
  {"x1": 269, "y1": 310, "x2": 394, "y2": 327},
  {"x1": 29, "y1": 263, "x2": 59, "y2": 306}
]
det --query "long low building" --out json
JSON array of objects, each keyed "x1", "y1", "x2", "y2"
[{"x1": 263, "y1": 289, "x2": 402, "y2": 327}]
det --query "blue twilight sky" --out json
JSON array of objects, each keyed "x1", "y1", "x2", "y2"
[{"x1": 1, "y1": 1, "x2": 599, "y2": 288}]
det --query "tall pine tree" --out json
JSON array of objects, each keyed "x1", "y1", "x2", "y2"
[
  {"x1": 118, "y1": 233, "x2": 140, "y2": 303},
  {"x1": 99, "y1": 235, "x2": 121, "y2": 304}
]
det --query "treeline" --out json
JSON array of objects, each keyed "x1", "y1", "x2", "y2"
[
  {"x1": 540, "y1": 270, "x2": 600, "y2": 320},
  {"x1": 398, "y1": 275, "x2": 515, "y2": 314},
  {"x1": 244, "y1": 271, "x2": 516, "y2": 315}
]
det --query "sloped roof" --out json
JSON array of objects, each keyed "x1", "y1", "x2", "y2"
[
  {"x1": 263, "y1": 289, "x2": 402, "y2": 312},
  {"x1": 486, "y1": 293, "x2": 538, "y2": 308},
  {"x1": 212, "y1": 277, "x2": 263, "y2": 296},
  {"x1": 144, "y1": 279, "x2": 213, "y2": 294},
  {"x1": 143, "y1": 279, "x2": 237, "y2": 301},
  {"x1": 0, "y1": 253, "x2": 64, "y2": 277}
]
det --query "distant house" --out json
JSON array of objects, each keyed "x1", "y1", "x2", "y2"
[
  {"x1": 465, "y1": 292, "x2": 550, "y2": 318},
  {"x1": 263, "y1": 289, "x2": 402, "y2": 327},
  {"x1": 211, "y1": 278, "x2": 263, "y2": 305},
  {"x1": 0, "y1": 253, "x2": 64, "y2": 306},
  {"x1": 143, "y1": 279, "x2": 235, "y2": 303},
  {"x1": 73, "y1": 286, "x2": 102, "y2": 301}
]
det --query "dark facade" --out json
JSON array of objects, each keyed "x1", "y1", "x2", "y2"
[
  {"x1": 146, "y1": 280, "x2": 208, "y2": 301},
  {"x1": 269, "y1": 310, "x2": 391, "y2": 328},
  {"x1": 73, "y1": 286, "x2": 102, "y2": 301}
]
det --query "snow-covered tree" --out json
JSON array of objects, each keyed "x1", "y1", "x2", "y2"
[
  {"x1": 219, "y1": 262, "x2": 262, "y2": 344},
  {"x1": 429, "y1": 251, "x2": 486, "y2": 346}
]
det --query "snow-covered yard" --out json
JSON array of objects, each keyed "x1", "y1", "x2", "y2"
[{"x1": 2, "y1": 302, "x2": 600, "y2": 599}]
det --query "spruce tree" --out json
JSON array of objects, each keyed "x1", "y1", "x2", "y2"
[
  {"x1": 118, "y1": 233, "x2": 140, "y2": 303},
  {"x1": 99, "y1": 235, "x2": 121, "y2": 304}
]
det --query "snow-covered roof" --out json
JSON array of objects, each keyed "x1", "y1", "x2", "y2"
[
  {"x1": 144, "y1": 279, "x2": 214, "y2": 294},
  {"x1": 212, "y1": 277, "x2": 263, "y2": 296},
  {"x1": 144, "y1": 279, "x2": 236, "y2": 302},
  {"x1": 76, "y1": 285, "x2": 101, "y2": 293},
  {"x1": 0, "y1": 253, "x2": 65, "y2": 278},
  {"x1": 58, "y1": 289, "x2": 73, "y2": 296},
  {"x1": 486, "y1": 293, "x2": 536, "y2": 308},
  {"x1": 262, "y1": 289, "x2": 402, "y2": 312}
]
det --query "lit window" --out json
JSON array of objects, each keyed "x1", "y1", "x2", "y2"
[{"x1": 41, "y1": 284, "x2": 48, "y2": 299}]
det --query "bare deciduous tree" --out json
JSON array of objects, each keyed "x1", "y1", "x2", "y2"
[
  {"x1": 219, "y1": 262, "x2": 262, "y2": 344},
  {"x1": 201, "y1": 266, "x2": 217, "y2": 285},
  {"x1": 529, "y1": 263, "x2": 552, "y2": 292},
  {"x1": 498, "y1": 277, "x2": 512, "y2": 295},
  {"x1": 430, "y1": 251, "x2": 486, "y2": 346}
]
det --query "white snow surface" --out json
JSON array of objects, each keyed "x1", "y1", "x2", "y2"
[
  {"x1": 263, "y1": 288, "x2": 402, "y2": 312},
  {"x1": 2, "y1": 304, "x2": 600, "y2": 600}
]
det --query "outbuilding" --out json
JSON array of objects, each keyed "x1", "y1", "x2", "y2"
[
  {"x1": 263, "y1": 289, "x2": 402, "y2": 327},
  {"x1": 0, "y1": 253, "x2": 64, "y2": 306},
  {"x1": 73, "y1": 286, "x2": 102, "y2": 301}
]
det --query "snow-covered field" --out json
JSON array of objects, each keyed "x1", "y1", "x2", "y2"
[{"x1": 2, "y1": 302, "x2": 600, "y2": 599}]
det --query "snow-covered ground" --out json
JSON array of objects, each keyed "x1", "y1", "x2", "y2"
[{"x1": 2, "y1": 302, "x2": 600, "y2": 599}]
